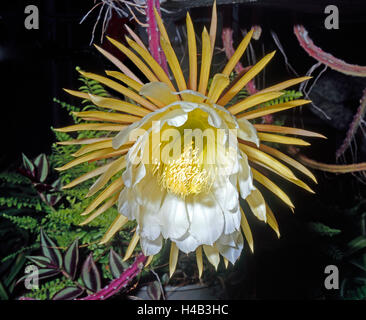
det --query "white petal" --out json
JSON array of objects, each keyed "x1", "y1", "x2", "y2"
[
  {"x1": 140, "y1": 235, "x2": 163, "y2": 256},
  {"x1": 237, "y1": 153, "x2": 254, "y2": 200},
  {"x1": 223, "y1": 205, "x2": 241, "y2": 235},
  {"x1": 188, "y1": 193, "x2": 224, "y2": 246},
  {"x1": 216, "y1": 231, "x2": 244, "y2": 264},
  {"x1": 174, "y1": 232, "x2": 200, "y2": 254},
  {"x1": 159, "y1": 193, "x2": 189, "y2": 240},
  {"x1": 237, "y1": 117, "x2": 259, "y2": 146}
]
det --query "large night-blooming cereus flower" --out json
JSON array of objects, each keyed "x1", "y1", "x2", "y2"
[{"x1": 55, "y1": 4, "x2": 325, "y2": 277}]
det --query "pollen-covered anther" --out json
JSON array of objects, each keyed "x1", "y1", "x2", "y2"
[{"x1": 153, "y1": 143, "x2": 212, "y2": 198}]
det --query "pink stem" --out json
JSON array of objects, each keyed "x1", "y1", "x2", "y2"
[
  {"x1": 336, "y1": 88, "x2": 366, "y2": 160},
  {"x1": 146, "y1": 0, "x2": 169, "y2": 74},
  {"x1": 294, "y1": 25, "x2": 366, "y2": 77},
  {"x1": 78, "y1": 253, "x2": 147, "y2": 300}
]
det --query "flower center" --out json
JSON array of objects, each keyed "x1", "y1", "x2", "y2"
[{"x1": 153, "y1": 143, "x2": 212, "y2": 198}]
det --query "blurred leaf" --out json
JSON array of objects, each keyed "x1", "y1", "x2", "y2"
[
  {"x1": 4, "y1": 253, "x2": 26, "y2": 288},
  {"x1": 52, "y1": 286, "x2": 84, "y2": 300},
  {"x1": 40, "y1": 229, "x2": 62, "y2": 268},
  {"x1": 26, "y1": 256, "x2": 52, "y2": 268},
  {"x1": 21, "y1": 153, "x2": 34, "y2": 175},
  {"x1": 16, "y1": 268, "x2": 60, "y2": 285},
  {"x1": 0, "y1": 280, "x2": 8, "y2": 300},
  {"x1": 64, "y1": 239, "x2": 79, "y2": 280},
  {"x1": 147, "y1": 281, "x2": 161, "y2": 300},
  {"x1": 81, "y1": 254, "x2": 101, "y2": 292},
  {"x1": 347, "y1": 236, "x2": 366, "y2": 256},
  {"x1": 109, "y1": 249, "x2": 124, "y2": 279},
  {"x1": 34, "y1": 154, "x2": 48, "y2": 183}
]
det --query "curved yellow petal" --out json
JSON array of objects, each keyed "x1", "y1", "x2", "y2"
[
  {"x1": 209, "y1": 0, "x2": 217, "y2": 56},
  {"x1": 80, "y1": 193, "x2": 119, "y2": 226},
  {"x1": 186, "y1": 13, "x2": 197, "y2": 91},
  {"x1": 73, "y1": 139, "x2": 113, "y2": 157},
  {"x1": 169, "y1": 242, "x2": 179, "y2": 277},
  {"x1": 198, "y1": 27, "x2": 212, "y2": 96},
  {"x1": 238, "y1": 99, "x2": 311, "y2": 120},
  {"x1": 222, "y1": 29, "x2": 254, "y2": 77},
  {"x1": 123, "y1": 231, "x2": 140, "y2": 261},
  {"x1": 254, "y1": 124, "x2": 326, "y2": 139},
  {"x1": 255, "y1": 76, "x2": 312, "y2": 95},
  {"x1": 81, "y1": 178, "x2": 124, "y2": 216},
  {"x1": 246, "y1": 188, "x2": 267, "y2": 222},
  {"x1": 207, "y1": 73, "x2": 230, "y2": 104},
  {"x1": 240, "y1": 207, "x2": 254, "y2": 253},
  {"x1": 266, "y1": 204, "x2": 280, "y2": 238},
  {"x1": 252, "y1": 168, "x2": 294, "y2": 208},
  {"x1": 72, "y1": 111, "x2": 141, "y2": 124},
  {"x1": 218, "y1": 51, "x2": 275, "y2": 106},
  {"x1": 54, "y1": 123, "x2": 125, "y2": 132},
  {"x1": 196, "y1": 246, "x2": 203, "y2": 278},
  {"x1": 100, "y1": 214, "x2": 129, "y2": 245},
  {"x1": 203, "y1": 245, "x2": 220, "y2": 270},
  {"x1": 257, "y1": 132, "x2": 311, "y2": 146},
  {"x1": 228, "y1": 91, "x2": 284, "y2": 115},
  {"x1": 105, "y1": 70, "x2": 143, "y2": 92}
]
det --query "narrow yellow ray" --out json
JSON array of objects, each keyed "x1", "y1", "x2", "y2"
[
  {"x1": 124, "y1": 24, "x2": 148, "y2": 52},
  {"x1": 169, "y1": 242, "x2": 179, "y2": 277},
  {"x1": 105, "y1": 70, "x2": 143, "y2": 92},
  {"x1": 106, "y1": 36, "x2": 159, "y2": 83},
  {"x1": 72, "y1": 111, "x2": 141, "y2": 124},
  {"x1": 78, "y1": 70, "x2": 158, "y2": 111},
  {"x1": 153, "y1": 7, "x2": 170, "y2": 45},
  {"x1": 254, "y1": 124, "x2": 326, "y2": 139},
  {"x1": 79, "y1": 193, "x2": 119, "y2": 226},
  {"x1": 266, "y1": 204, "x2": 280, "y2": 238},
  {"x1": 81, "y1": 178, "x2": 124, "y2": 216},
  {"x1": 57, "y1": 137, "x2": 110, "y2": 146},
  {"x1": 160, "y1": 36, "x2": 187, "y2": 92},
  {"x1": 85, "y1": 93, "x2": 151, "y2": 117},
  {"x1": 207, "y1": 73, "x2": 230, "y2": 104},
  {"x1": 198, "y1": 27, "x2": 212, "y2": 95},
  {"x1": 239, "y1": 143, "x2": 298, "y2": 181},
  {"x1": 223, "y1": 257, "x2": 229, "y2": 269},
  {"x1": 203, "y1": 244, "x2": 220, "y2": 270},
  {"x1": 94, "y1": 44, "x2": 143, "y2": 84},
  {"x1": 145, "y1": 255, "x2": 154, "y2": 268},
  {"x1": 222, "y1": 29, "x2": 254, "y2": 76},
  {"x1": 86, "y1": 156, "x2": 126, "y2": 197},
  {"x1": 209, "y1": 0, "x2": 217, "y2": 56},
  {"x1": 125, "y1": 37, "x2": 176, "y2": 92},
  {"x1": 228, "y1": 91, "x2": 284, "y2": 115},
  {"x1": 257, "y1": 132, "x2": 311, "y2": 146},
  {"x1": 249, "y1": 157, "x2": 314, "y2": 194},
  {"x1": 73, "y1": 139, "x2": 113, "y2": 157},
  {"x1": 54, "y1": 123, "x2": 125, "y2": 132},
  {"x1": 218, "y1": 51, "x2": 275, "y2": 106},
  {"x1": 55, "y1": 148, "x2": 116, "y2": 171},
  {"x1": 259, "y1": 143, "x2": 317, "y2": 183},
  {"x1": 186, "y1": 13, "x2": 197, "y2": 91},
  {"x1": 62, "y1": 162, "x2": 112, "y2": 189},
  {"x1": 255, "y1": 76, "x2": 312, "y2": 95},
  {"x1": 100, "y1": 214, "x2": 129, "y2": 245},
  {"x1": 91, "y1": 148, "x2": 129, "y2": 162},
  {"x1": 196, "y1": 246, "x2": 203, "y2": 278},
  {"x1": 123, "y1": 231, "x2": 140, "y2": 261},
  {"x1": 240, "y1": 207, "x2": 254, "y2": 253},
  {"x1": 252, "y1": 168, "x2": 294, "y2": 208},
  {"x1": 238, "y1": 99, "x2": 311, "y2": 120}
]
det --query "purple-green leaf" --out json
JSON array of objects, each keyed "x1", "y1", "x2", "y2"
[
  {"x1": 52, "y1": 286, "x2": 84, "y2": 300},
  {"x1": 81, "y1": 254, "x2": 101, "y2": 292},
  {"x1": 26, "y1": 256, "x2": 52, "y2": 268},
  {"x1": 34, "y1": 154, "x2": 48, "y2": 182},
  {"x1": 147, "y1": 281, "x2": 162, "y2": 300},
  {"x1": 109, "y1": 249, "x2": 125, "y2": 279},
  {"x1": 22, "y1": 153, "x2": 35, "y2": 175},
  {"x1": 40, "y1": 229, "x2": 62, "y2": 268},
  {"x1": 64, "y1": 239, "x2": 79, "y2": 280}
]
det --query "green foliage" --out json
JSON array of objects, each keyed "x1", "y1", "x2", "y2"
[
  {"x1": 263, "y1": 90, "x2": 303, "y2": 107},
  {"x1": 308, "y1": 222, "x2": 341, "y2": 237}
]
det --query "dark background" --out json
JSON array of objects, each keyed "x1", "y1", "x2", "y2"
[{"x1": 1, "y1": 0, "x2": 366, "y2": 299}]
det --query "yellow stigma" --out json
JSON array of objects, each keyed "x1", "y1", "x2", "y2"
[{"x1": 153, "y1": 143, "x2": 212, "y2": 198}]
